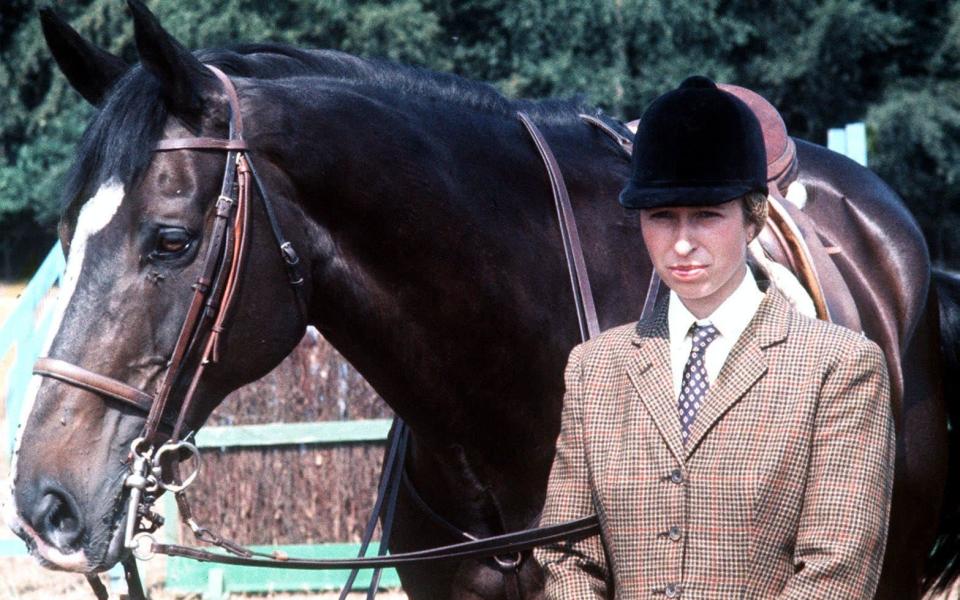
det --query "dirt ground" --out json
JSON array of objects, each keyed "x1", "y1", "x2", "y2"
[{"x1": 0, "y1": 555, "x2": 407, "y2": 599}]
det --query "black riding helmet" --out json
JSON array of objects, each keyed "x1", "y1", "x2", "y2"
[{"x1": 619, "y1": 75, "x2": 768, "y2": 209}]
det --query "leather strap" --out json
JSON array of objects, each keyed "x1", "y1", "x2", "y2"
[
  {"x1": 579, "y1": 113, "x2": 634, "y2": 154},
  {"x1": 155, "y1": 138, "x2": 248, "y2": 151},
  {"x1": 338, "y1": 418, "x2": 409, "y2": 600},
  {"x1": 33, "y1": 358, "x2": 154, "y2": 413},
  {"x1": 121, "y1": 555, "x2": 146, "y2": 600},
  {"x1": 84, "y1": 575, "x2": 109, "y2": 600},
  {"x1": 640, "y1": 271, "x2": 662, "y2": 322},
  {"x1": 518, "y1": 111, "x2": 600, "y2": 342},
  {"x1": 766, "y1": 192, "x2": 831, "y2": 320},
  {"x1": 150, "y1": 515, "x2": 600, "y2": 569}
]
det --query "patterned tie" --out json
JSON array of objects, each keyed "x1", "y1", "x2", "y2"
[{"x1": 678, "y1": 323, "x2": 720, "y2": 444}]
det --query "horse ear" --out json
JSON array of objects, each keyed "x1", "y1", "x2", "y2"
[
  {"x1": 39, "y1": 8, "x2": 129, "y2": 107},
  {"x1": 127, "y1": 0, "x2": 217, "y2": 126}
]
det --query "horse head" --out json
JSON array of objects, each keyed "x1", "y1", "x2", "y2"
[{"x1": 6, "y1": 1, "x2": 309, "y2": 572}]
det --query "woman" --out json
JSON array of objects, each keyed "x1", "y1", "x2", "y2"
[{"x1": 534, "y1": 76, "x2": 895, "y2": 599}]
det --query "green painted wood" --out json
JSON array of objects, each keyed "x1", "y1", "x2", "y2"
[
  {"x1": 7, "y1": 305, "x2": 58, "y2": 453},
  {"x1": 0, "y1": 538, "x2": 28, "y2": 557},
  {"x1": 194, "y1": 418, "x2": 392, "y2": 448},
  {"x1": 3, "y1": 244, "x2": 65, "y2": 451},
  {"x1": 0, "y1": 244, "x2": 63, "y2": 359},
  {"x1": 165, "y1": 543, "x2": 401, "y2": 593}
]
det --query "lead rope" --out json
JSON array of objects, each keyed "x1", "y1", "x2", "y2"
[{"x1": 338, "y1": 418, "x2": 409, "y2": 600}]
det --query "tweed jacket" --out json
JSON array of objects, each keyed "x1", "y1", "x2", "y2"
[{"x1": 535, "y1": 287, "x2": 895, "y2": 599}]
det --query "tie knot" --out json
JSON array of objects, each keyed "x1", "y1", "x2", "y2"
[{"x1": 689, "y1": 323, "x2": 719, "y2": 352}]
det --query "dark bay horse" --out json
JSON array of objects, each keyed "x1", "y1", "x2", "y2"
[{"x1": 5, "y1": 3, "x2": 956, "y2": 598}]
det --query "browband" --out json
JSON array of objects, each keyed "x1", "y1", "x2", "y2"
[{"x1": 155, "y1": 138, "x2": 248, "y2": 151}]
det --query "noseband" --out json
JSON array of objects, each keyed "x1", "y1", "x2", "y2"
[{"x1": 32, "y1": 65, "x2": 306, "y2": 444}]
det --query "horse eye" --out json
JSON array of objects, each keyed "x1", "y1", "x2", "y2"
[{"x1": 151, "y1": 227, "x2": 193, "y2": 259}]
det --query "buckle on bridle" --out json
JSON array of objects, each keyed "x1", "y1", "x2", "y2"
[{"x1": 280, "y1": 241, "x2": 300, "y2": 265}]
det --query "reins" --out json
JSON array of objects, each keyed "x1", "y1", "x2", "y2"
[{"x1": 31, "y1": 68, "x2": 641, "y2": 598}]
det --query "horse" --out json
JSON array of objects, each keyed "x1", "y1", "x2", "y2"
[{"x1": 4, "y1": 2, "x2": 956, "y2": 598}]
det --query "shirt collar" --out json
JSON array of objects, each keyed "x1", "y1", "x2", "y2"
[{"x1": 668, "y1": 268, "x2": 764, "y2": 347}]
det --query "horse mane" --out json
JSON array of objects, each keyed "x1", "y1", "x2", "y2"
[{"x1": 61, "y1": 42, "x2": 597, "y2": 219}]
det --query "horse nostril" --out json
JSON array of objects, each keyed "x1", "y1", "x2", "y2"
[{"x1": 31, "y1": 488, "x2": 84, "y2": 552}]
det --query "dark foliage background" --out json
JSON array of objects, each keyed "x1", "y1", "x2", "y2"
[{"x1": 1, "y1": 0, "x2": 958, "y2": 273}]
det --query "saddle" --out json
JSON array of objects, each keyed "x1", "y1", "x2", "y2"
[{"x1": 722, "y1": 84, "x2": 861, "y2": 332}]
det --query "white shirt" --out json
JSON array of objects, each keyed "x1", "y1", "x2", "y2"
[{"x1": 667, "y1": 269, "x2": 765, "y2": 399}]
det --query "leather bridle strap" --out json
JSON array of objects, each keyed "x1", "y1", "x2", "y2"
[
  {"x1": 154, "y1": 138, "x2": 248, "y2": 151},
  {"x1": 139, "y1": 64, "x2": 247, "y2": 441},
  {"x1": 518, "y1": 111, "x2": 600, "y2": 341},
  {"x1": 150, "y1": 515, "x2": 600, "y2": 569},
  {"x1": 33, "y1": 358, "x2": 154, "y2": 414}
]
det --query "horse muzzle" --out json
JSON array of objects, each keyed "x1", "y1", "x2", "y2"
[{"x1": 6, "y1": 480, "x2": 126, "y2": 573}]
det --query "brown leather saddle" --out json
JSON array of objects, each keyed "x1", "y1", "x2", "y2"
[{"x1": 720, "y1": 84, "x2": 861, "y2": 332}]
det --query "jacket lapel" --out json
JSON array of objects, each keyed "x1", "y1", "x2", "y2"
[
  {"x1": 683, "y1": 288, "x2": 791, "y2": 457},
  {"x1": 627, "y1": 298, "x2": 688, "y2": 463}
]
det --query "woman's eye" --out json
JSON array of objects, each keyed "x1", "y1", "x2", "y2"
[
  {"x1": 151, "y1": 227, "x2": 193, "y2": 259},
  {"x1": 648, "y1": 211, "x2": 674, "y2": 220}
]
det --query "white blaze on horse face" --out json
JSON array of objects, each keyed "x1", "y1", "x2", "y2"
[{"x1": 6, "y1": 179, "x2": 125, "y2": 509}]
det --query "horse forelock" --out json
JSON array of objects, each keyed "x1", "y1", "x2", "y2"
[{"x1": 61, "y1": 67, "x2": 167, "y2": 228}]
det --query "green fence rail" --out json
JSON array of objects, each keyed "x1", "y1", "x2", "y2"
[
  {"x1": 165, "y1": 419, "x2": 398, "y2": 599},
  {"x1": 1, "y1": 244, "x2": 65, "y2": 453}
]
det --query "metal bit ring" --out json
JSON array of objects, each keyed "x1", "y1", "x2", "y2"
[
  {"x1": 130, "y1": 532, "x2": 156, "y2": 561},
  {"x1": 153, "y1": 440, "x2": 202, "y2": 492}
]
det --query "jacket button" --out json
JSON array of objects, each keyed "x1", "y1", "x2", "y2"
[
  {"x1": 670, "y1": 469, "x2": 683, "y2": 484},
  {"x1": 665, "y1": 583, "x2": 681, "y2": 597},
  {"x1": 668, "y1": 526, "x2": 682, "y2": 541}
]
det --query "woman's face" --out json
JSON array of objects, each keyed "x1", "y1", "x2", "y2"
[{"x1": 640, "y1": 199, "x2": 757, "y2": 318}]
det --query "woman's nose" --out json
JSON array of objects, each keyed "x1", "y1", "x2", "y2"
[{"x1": 673, "y1": 237, "x2": 693, "y2": 256}]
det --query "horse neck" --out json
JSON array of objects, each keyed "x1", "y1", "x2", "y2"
[
  {"x1": 271, "y1": 105, "x2": 605, "y2": 443},
  {"x1": 252, "y1": 88, "x2": 640, "y2": 528}
]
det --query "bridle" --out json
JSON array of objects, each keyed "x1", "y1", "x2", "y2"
[
  {"x1": 35, "y1": 66, "x2": 306, "y2": 451},
  {"x1": 30, "y1": 64, "x2": 312, "y2": 591},
  {"x1": 27, "y1": 66, "x2": 623, "y2": 599}
]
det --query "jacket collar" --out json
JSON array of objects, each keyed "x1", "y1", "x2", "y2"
[{"x1": 627, "y1": 283, "x2": 792, "y2": 463}]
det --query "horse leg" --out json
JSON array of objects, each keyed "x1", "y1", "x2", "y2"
[
  {"x1": 880, "y1": 292, "x2": 948, "y2": 599},
  {"x1": 920, "y1": 271, "x2": 960, "y2": 598}
]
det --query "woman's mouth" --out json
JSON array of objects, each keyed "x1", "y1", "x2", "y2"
[{"x1": 668, "y1": 264, "x2": 707, "y2": 281}]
